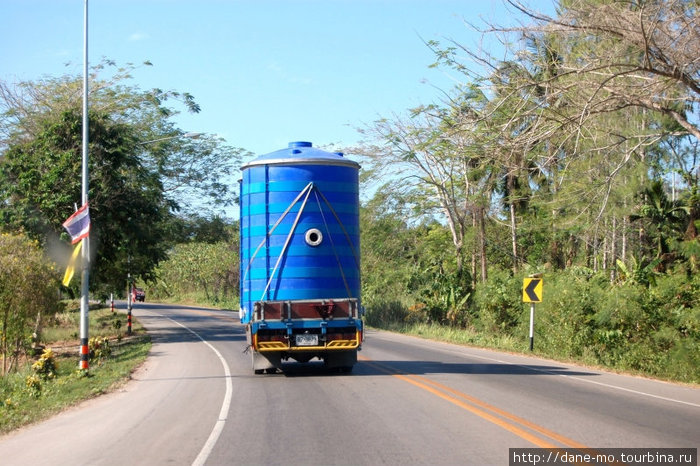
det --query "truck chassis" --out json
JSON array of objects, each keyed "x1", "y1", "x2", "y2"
[{"x1": 246, "y1": 298, "x2": 363, "y2": 373}]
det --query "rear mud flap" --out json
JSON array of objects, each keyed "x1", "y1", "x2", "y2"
[
  {"x1": 251, "y1": 351, "x2": 281, "y2": 373},
  {"x1": 324, "y1": 349, "x2": 357, "y2": 369}
]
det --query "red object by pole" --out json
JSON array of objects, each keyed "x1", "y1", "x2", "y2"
[{"x1": 80, "y1": 341, "x2": 89, "y2": 370}]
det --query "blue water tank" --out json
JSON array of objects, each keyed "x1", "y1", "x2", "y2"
[{"x1": 239, "y1": 141, "x2": 360, "y2": 324}]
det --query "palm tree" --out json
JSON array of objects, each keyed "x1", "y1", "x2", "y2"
[{"x1": 629, "y1": 181, "x2": 689, "y2": 264}]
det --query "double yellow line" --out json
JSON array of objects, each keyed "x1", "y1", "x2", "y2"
[{"x1": 360, "y1": 356, "x2": 590, "y2": 450}]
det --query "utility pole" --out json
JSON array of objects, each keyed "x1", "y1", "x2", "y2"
[{"x1": 79, "y1": 0, "x2": 90, "y2": 371}]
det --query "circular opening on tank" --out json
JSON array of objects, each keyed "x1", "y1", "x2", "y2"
[{"x1": 305, "y1": 228, "x2": 323, "y2": 247}]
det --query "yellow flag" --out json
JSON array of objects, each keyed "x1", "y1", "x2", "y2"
[{"x1": 62, "y1": 241, "x2": 83, "y2": 286}]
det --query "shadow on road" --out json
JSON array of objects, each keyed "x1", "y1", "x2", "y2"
[
  {"x1": 246, "y1": 359, "x2": 599, "y2": 378},
  {"x1": 144, "y1": 326, "x2": 246, "y2": 345},
  {"x1": 356, "y1": 359, "x2": 598, "y2": 377}
]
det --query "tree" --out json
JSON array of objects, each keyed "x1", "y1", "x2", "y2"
[
  {"x1": 500, "y1": 0, "x2": 699, "y2": 140},
  {"x1": 357, "y1": 107, "x2": 467, "y2": 272},
  {"x1": 360, "y1": 185, "x2": 427, "y2": 306},
  {"x1": 0, "y1": 60, "x2": 248, "y2": 213},
  {"x1": 149, "y1": 241, "x2": 239, "y2": 303},
  {"x1": 424, "y1": 0, "x2": 698, "y2": 273},
  {"x1": 169, "y1": 214, "x2": 237, "y2": 244},
  {"x1": 630, "y1": 180, "x2": 689, "y2": 263},
  {"x1": 0, "y1": 60, "x2": 248, "y2": 290},
  {"x1": 0, "y1": 108, "x2": 172, "y2": 292},
  {"x1": 357, "y1": 87, "x2": 501, "y2": 282}
]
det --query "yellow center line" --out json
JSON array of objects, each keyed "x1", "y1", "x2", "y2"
[
  {"x1": 409, "y1": 372, "x2": 590, "y2": 449},
  {"x1": 359, "y1": 355, "x2": 590, "y2": 451},
  {"x1": 395, "y1": 372, "x2": 559, "y2": 448}
]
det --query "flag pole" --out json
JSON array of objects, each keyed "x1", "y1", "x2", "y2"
[{"x1": 79, "y1": 0, "x2": 90, "y2": 371}]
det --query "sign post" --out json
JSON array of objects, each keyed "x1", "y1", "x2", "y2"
[
  {"x1": 528, "y1": 303, "x2": 535, "y2": 351},
  {"x1": 522, "y1": 276, "x2": 543, "y2": 351}
]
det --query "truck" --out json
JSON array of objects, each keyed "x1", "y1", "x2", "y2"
[{"x1": 239, "y1": 141, "x2": 363, "y2": 373}]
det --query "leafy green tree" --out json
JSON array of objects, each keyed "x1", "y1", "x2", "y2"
[
  {"x1": 0, "y1": 60, "x2": 248, "y2": 291},
  {"x1": 1, "y1": 60, "x2": 249, "y2": 211},
  {"x1": 360, "y1": 186, "x2": 425, "y2": 307},
  {"x1": 0, "y1": 108, "x2": 171, "y2": 293},
  {"x1": 0, "y1": 60, "x2": 247, "y2": 212},
  {"x1": 169, "y1": 215, "x2": 237, "y2": 244}
]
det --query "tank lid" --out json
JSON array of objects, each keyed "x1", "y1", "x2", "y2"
[{"x1": 241, "y1": 141, "x2": 360, "y2": 169}]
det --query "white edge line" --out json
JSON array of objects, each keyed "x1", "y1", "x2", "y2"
[
  {"x1": 379, "y1": 332, "x2": 700, "y2": 409},
  {"x1": 445, "y1": 346, "x2": 700, "y2": 409},
  {"x1": 159, "y1": 316, "x2": 233, "y2": 466},
  {"x1": 535, "y1": 368, "x2": 700, "y2": 409}
]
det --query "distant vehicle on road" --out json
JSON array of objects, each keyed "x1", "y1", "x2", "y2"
[{"x1": 132, "y1": 287, "x2": 145, "y2": 302}]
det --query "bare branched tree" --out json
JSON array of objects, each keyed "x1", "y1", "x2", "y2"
[{"x1": 504, "y1": 0, "x2": 699, "y2": 140}]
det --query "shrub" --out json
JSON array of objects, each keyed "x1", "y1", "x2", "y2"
[
  {"x1": 472, "y1": 269, "x2": 522, "y2": 333},
  {"x1": 417, "y1": 269, "x2": 472, "y2": 326},
  {"x1": 364, "y1": 299, "x2": 411, "y2": 328},
  {"x1": 32, "y1": 348, "x2": 58, "y2": 380},
  {"x1": 0, "y1": 233, "x2": 61, "y2": 375},
  {"x1": 361, "y1": 260, "x2": 700, "y2": 383},
  {"x1": 89, "y1": 337, "x2": 111, "y2": 363},
  {"x1": 24, "y1": 375, "x2": 42, "y2": 398}
]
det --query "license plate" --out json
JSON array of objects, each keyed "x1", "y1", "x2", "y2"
[{"x1": 295, "y1": 334, "x2": 318, "y2": 346}]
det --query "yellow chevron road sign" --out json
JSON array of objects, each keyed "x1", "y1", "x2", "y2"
[{"x1": 522, "y1": 277, "x2": 543, "y2": 303}]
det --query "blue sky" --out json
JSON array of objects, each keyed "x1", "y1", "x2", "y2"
[{"x1": 0, "y1": 0, "x2": 553, "y2": 158}]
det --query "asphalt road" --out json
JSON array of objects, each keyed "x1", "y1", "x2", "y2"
[{"x1": 0, "y1": 302, "x2": 698, "y2": 465}]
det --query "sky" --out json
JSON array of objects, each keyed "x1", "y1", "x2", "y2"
[
  {"x1": 0, "y1": 1, "x2": 557, "y2": 152},
  {"x1": 1, "y1": 0, "x2": 552, "y2": 215}
]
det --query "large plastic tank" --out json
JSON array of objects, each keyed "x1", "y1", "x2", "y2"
[{"x1": 239, "y1": 141, "x2": 360, "y2": 324}]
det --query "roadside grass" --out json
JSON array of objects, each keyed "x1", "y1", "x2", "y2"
[
  {"x1": 377, "y1": 322, "x2": 525, "y2": 355},
  {"x1": 0, "y1": 304, "x2": 151, "y2": 436},
  {"x1": 403, "y1": 322, "x2": 524, "y2": 352}
]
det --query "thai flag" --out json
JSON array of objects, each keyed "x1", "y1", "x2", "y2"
[{"x1": 62, "y1": 203, "x2": 91, "y2": 244}]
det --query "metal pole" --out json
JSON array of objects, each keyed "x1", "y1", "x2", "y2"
[
  {"x1": 127, "y1": 256, "x2": 132, "y2": 335},
  {"x1": 79, "y1": 0, "x2": 90, "y2": 371},
  {"x1": 127, "y1": 278, "x2": 133, "y2": 336},
  {"x1": 529, "y1": 303, "x2": 535, "y2": 351}
]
